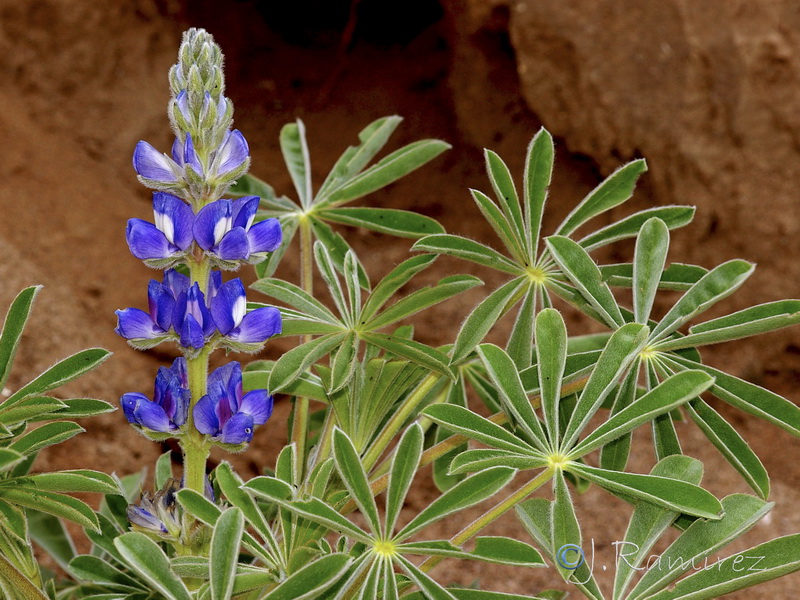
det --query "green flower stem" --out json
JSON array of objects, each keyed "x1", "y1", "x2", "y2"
[
  {"x1": 361, "y1": 373, "x2": 442, "y2": 473},
  {"x1": 183, "y1": 347, "x2": 212, "y2": 495},
  {"x1": 420, "y1": 467, "x2": 554, "y2": 574},
  {"x1": 308, "y1": 405, "x2": 338, "y2": 476},
  {"x1": 182, "y1": 256, "x2": 213, "y2": 495},
  {"x1": 291, "y1": 217, "x2": 315, "y2": 483}
]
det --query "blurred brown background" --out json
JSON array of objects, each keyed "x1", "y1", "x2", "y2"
[{"x1": 0, "y1": 0, "x2": 798, "y2": 597}]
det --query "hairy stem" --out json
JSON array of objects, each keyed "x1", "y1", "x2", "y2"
[
  {"x1": 419, "y1": 467, "x2": 554, "y2": 574},
  {"x1": 181, "y1": 257, "x2": 213, "y2": 495},
  {"x1": 361, "y1": 373, "x2": 442, "y2": 472},
  {"x1": 291, "y1": 218, "x2": 315, "y2": 484}
]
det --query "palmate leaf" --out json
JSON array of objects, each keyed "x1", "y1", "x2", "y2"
[
  {"x1": 239, "y1": 117, "x2": 449, "y2": 283},
  {"x1": 254, "y1": 244, "x2": 467, "y2": 391},
  {"x1": 627, "y1": 494, "x2": 772, "y2": 600}
]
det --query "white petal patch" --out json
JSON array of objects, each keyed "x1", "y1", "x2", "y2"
[
  {"x1": 233, "y1": 295, "x2": 247, "y2": 327},
  {"x1": 155, "y1": 211, "x2": 175, "y2": 245},
  {"x1": 213, "y1": 215, "x2": 232, "y2": 245}
]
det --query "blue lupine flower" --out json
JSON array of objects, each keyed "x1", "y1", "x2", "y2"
[
  {"x1": 132, "y1": 140, "x2": 180, "y2": 183},
  {"x1": 121, "y1": 357, "x2": 189, "y2": 433},
  {"x1": 126, "y1": 192, "x2": 194, "y2": 262},
  {"x1": 208, "y1": 129, "x2": 249, "y2": 178},
  {"x1": 172, "y1": 282, "x2": 216, "y2": 349},
  {"x1": 210, "y1": 278, "x2": 282, "y2": 344},
  {"x1": 128, "y1": 479, "x2": 182, "y2": 537},
  {"x1": 115, "y1": 270, "x2": 189, "y2": 343},
  {"x1": 193, "y1": 362, "x2": 273, "y2": 444},
  {"x1": 194, "y1": 196, "x2": 281, "y2": 264},
  {"x1": 128, "y1": 477, "x2": 215, "y2": 539}
]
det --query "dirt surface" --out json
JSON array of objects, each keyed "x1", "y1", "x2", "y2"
[{"x1": 0, "y1": 0, "x2": 798, "y2": 597}]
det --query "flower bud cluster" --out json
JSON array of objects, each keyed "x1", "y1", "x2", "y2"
[
  {"x1": 134, "y1": 28, "x2": 248, "y2": 205},
  {"x1": 117, "y1": 28, "x2": 279, "y2": 451}
]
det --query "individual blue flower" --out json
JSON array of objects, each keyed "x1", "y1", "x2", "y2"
[
  {"x1": 128, "y1": 477, "x2": 214, "y2": 540},
  {"x1": 194, "y1": 196, "x2": 281, "y2": 265},
  {"x1": 132, "y1": 140, "x2": 180, "y2": 183},
  {"x1": 115, "y1": 270, "x2": 190, "y2": 345},
  {"x1": 193, "y1": 362, "x2": 273, "y2": 445},
  {"x1": 121, "y1": 357, "x2": 189, "y2": 433},
  {"x1": 126, "y1": 192, "x2": 194, "y2": 264},
  {"x1": 210, "y1": 278, "x2": 282, "y2": 345},
  {"x1": 208, "y1": 129, "x2": 249, "y2": 179},
  {"x1": 172, "y1": 282, "x2": 216, "y2": 349},
  {"x1": 128, "y1": 479, "x2": 182, "y2": 537}
]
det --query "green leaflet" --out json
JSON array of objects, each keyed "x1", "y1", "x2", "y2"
[
  {"x1": 323, "y1": 139, "x2": 450, "y2": 208},
  {"x1": 209, "y1": 507, "x2": 244, "y2": 600},
  {"x1": 395, "y1": 467, "x2": 516, "y2": 541},
  {"x1": 627, "y1": 494, "x2": 773, "y2": 600},
  {"x1": 523, "y1": 127, "x2": 554, "y2": 262},
  {"x1": 114, "y1": 532, "x2": 191, "y2": 600},
  {"x1": 4, "y1": 348, "x2": 111, "y2": 408},
  {"x1": 555, "y1": 159, "x2": 647, "y2": 236},
  {"x1": 0, "y1": 287, "x2": 40, "y2": 392},
  {"x1": 633, "y1": 218, "x2": 670, "y2": 324},
  {"x1": 385, "y1": 424, "x2": 423, "y2": 535},
  {"x1": 332, "y1": 428, "x2": 381, "y2": 535},
  {"x1": 412, "y1": 234, "x2": 523, "y2": 275},
  {"x1": 280, "y1": 120, "x2": 313, "y2": 208},
  {"x1": 320, "y1": 207, "x2": 444, "y2": 238},
  {"x1": 569, "y1": 463, "x2": 723, "y2": 519}
]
